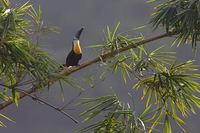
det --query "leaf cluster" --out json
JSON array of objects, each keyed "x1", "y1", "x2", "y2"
[
  {"x1": 79, "y1": 95, "x2": 146, "y2": 133},
  {"x1": 150, "y1": 0, "x2": 200, "y2": 47},
  {"x1": 0, "y1": 0, "x2": 60, "y2": 125},
  {"x1": 83, "y1": 24, "x2": 200, "y2": 132}
]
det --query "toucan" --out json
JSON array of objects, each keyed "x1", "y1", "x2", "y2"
[{"x1": 64, "y1": 27, "x2": 84, "y2": 67}]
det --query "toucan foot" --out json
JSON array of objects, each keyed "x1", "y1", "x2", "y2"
[{"x1": 62, "y1": 64, "x2": 70, "y2": 67}]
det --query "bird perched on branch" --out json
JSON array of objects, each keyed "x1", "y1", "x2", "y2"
[{"x1": 64, "y1": 27, "x2": 84, "y2": 67}]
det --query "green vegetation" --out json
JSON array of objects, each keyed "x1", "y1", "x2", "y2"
[{"x1": 0, "y1": 0, "x2": 200, "y2": 132}]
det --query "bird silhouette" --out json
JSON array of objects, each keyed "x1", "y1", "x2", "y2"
[{"x1": 64, "y1": 27, "x2": 84, "y2": 67}]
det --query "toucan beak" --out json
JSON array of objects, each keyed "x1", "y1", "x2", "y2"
[{"x1": 75, "y1": 27, "x2": 84, "y2": 39}]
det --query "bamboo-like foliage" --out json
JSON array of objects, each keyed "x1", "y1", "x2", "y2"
[
  {"x1": 80, "y1": 24, "x2": 200, "y2": 132},
  {"x1": 0, "y1": 0, "x2": 60, "y2": 126},
  {"x1": 0, "y1": 0, "x2": 200, "y2": 132},
  {"x1": 79, "y1": 95, "x2": 146, "y2": 132},
  {"x1": 150, "y1": 0, "x2": 200, "y2": 47},
  {"x1": 134, "y1": 60, "x2": 200, "y2": 133}
]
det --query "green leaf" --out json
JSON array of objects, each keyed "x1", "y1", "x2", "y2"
[
  {"x1": 163, "y1": 115, "x2": 172, "y2": 133},
  {"x1": 149, "y1": 107, "x2": 165, "y2": 133},
  {"x1": 58, "y1": 80, "x2": 65, "y2": 102},
  {"x1": 0, "y1": 92, "x2": 9, "y2": 101},
  {"x1": 0, "y1": 113, "x2": 14, "y2": 123},
  {"x1": 146, "y1": 0, "x2": 157, "y2": 3},
  {"x1": 111, "y1": 22, "x2": 120, "y2": 41},
  {"x1": 87, "y1": 44, "x2": 104, "y2": 48},
  {"x1": 12, "y1": 89, "x2": 20, "y2": 107},
  {"x1": 106, "y1": 26, "x2": 111, "y2": 41},
  {"x1": 16, "y1": 1, "x2": 32, "y2": 13},
  {"x1": 1, "y1": 0, "x2": 10, "y2": 8},
  {"x1": 80, "y1": 97, "x2": 116, "y2": 117},
  {"x1": 82, "y1": 100, "x2": 117, "y2": 122},
  {"x1": 140, "y1": 104, "x2": 152, "y2": 119},
  {"x1": 138, "y1": 46, "x2": 144, "y2": 60},
  {"x1": 38, "y1": 5, "x2": 42, "y2": 21},
  {"x1": 2, "y1": 13, "x2": 11, "y2": 37},
  {"x1": 146, "y1": 89, "x2": 152, "y2": 107},
  {"x1": 130, "y1": 48, "x2": 138, "y2": 60},
  {"x1": 0, "y1": 121, "x2": 6, "y2": 127}
]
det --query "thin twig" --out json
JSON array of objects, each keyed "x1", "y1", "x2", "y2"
[
  {"x1": 0, "y1": 83, "x2": 78, "y2": 123},
  {"x1": 0, "y1": 32, "x2": 173, "y2": 111},
  {"x1": 17, "y1": 89, "x2": 79, "y2": 124}
]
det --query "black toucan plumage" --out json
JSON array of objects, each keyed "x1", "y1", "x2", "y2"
[{"x1": 65, "y1": 28, "x2": 84, "y2": 67}]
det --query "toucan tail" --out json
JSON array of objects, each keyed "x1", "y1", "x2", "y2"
[{"x1": 75, "y1": 27, "x2": 84, "y2": 39}]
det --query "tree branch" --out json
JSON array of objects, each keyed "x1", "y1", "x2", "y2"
[
  {"x1": 0, "y1": 32, "x2": 172, "y2": 111},
  {"x1": 0, "y1": 83, "x2": 79, "y2": 123},
  {"x1": 17, "y1": 89, "x2": 79, "y2": 124}
]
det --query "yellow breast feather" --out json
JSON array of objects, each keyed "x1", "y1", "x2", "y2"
[{"x1": 73, "y1": 40, "x2": 82, "y2": 54}]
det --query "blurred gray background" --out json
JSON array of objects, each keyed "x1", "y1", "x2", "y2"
[{"x1": 1, "y1": 0, "x2": 200, "y2": 132}]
